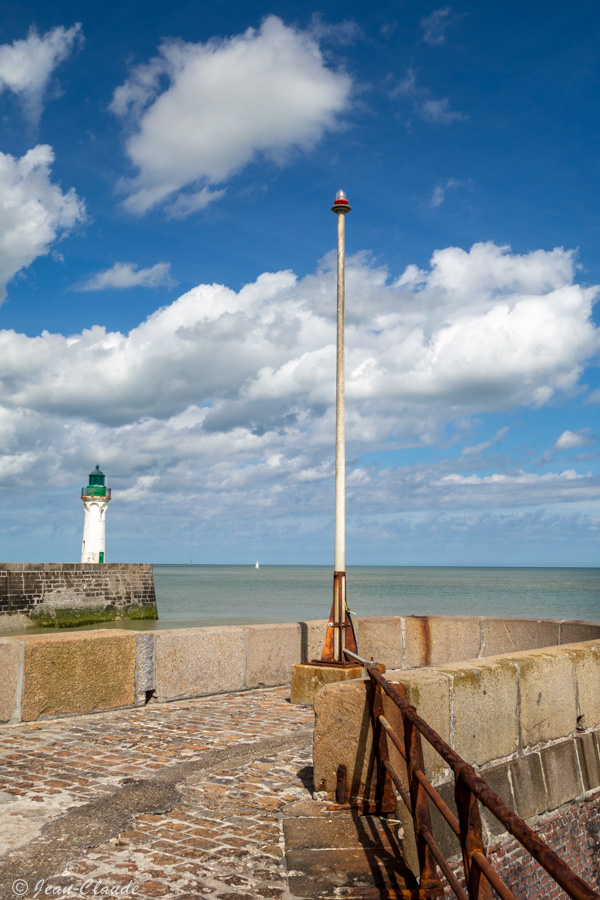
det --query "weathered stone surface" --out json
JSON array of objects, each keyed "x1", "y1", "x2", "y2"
[
  {"x1": 286, "y1": 847, "x2": 416, "y2": 897},
  {"x1": 443, "y1": 658, "x2": 519, "y2": 764},
  {"x1": 404, "y1": 616, "x2": 481, "y2": 668},
  {"x1": 284, "y1": 812, "x2": 417, "y2": 898},
  {"x1": 134, "y1": 632, "x2": 155, "y2": 703},
  {"x1": 284, "y1": 813, "x2": 399, "y2": 850},
  {"x1": 313, "y1": 668, "x2": 451, "y2": 808},
  {"x1": 20, "y1": 631, "x2": 136, "y2": 721},
  {"x1": 481, "y1": 617, "x2": 558, "y2": 657},
  {"x1": 478, "y1": 764, "x2": 514, "y2": 838},
  {"x1": 567, "y1": 641, "x2": 600, "y2": 730},
  {"x1": 540, "y1": 740, "x2": 584, "y2": 810},
  {"x1": 510, "y1": 752, "x2": 547, "y2": 820},
  {"x1": 244, "y1": 622, "x2": 302, "y2": 688},
  {"x1": 509, "y1": 647, "x2": 577, "y2": 748},
  {"x1": 290, "y1": 662, "x2": 364, "y2": 707},
  {"x1": 356, "y1": 616, "x2": 404, "y2": 669},
  {"x1": 0, "y1": 638, "x2": 21, "y2": 723},
  {"x1": 313, "y1": 679, "x2": 375, "y2": 798},
  {"x1": 386, "y1": 668, "x2": 453, "y2": 783},
  {"x1": 575, "y1": 732, "x2": 600, "y2": 792},
  {"x1": 299, "y1": 619, "x2": 330, "y2": 662},
  {"x1": 0, "y1": 614, "x2": 33, "y2": 633},
  {"x1": 0, "y1": 563, "x2": 157, "y2": 631},
  {"x1": 560, "y1": 621, "x2": 600, "y2": 645},
  {"x1": 429, "y1": 780, "x2": 461, "y2": 863},
  {"x1": 154, "y1": 626, "x2": 245, "y2": 701}
]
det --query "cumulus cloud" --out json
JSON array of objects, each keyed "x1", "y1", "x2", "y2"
[
  {"x1": 391, "y1": 68, "x2": 466, "y2": 124},
  {"x1": 111, "y1": 16, "x2": 352, "y2": 215},
  {"x1": 421, "y1": 8, "x2": 454, "y2": 46},
  {"x1": 1, "y1": 242, "x2": 597, "y2": 429},
  {"x1": 553, "y1": 430, "x2": 595, "y2": 451},
  {"x1": 0, "y1": 145, "x2": 85, "y2": 303},
  {"x1": 1, "y1": 241, "x2": 599, "y2": 559},
  {"x1": 0, "y1": 24, "x2": 83, "y2": 122},
  {"x1": 76, "y1": 262, "x2": 176, "y2": 292}
]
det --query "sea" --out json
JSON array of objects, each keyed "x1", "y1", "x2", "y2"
[{"x1": 78, "y1": 564, "x2": 600, "y2": 632}]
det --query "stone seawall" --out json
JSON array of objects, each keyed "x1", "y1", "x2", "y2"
[
  {"x1": 0, "y1": 562, "x2": 157, "y2": 630},
  {"x1": 313, "y1": 633, "x2": 600, "y2": 891},
  {"x1": 2, "y1": 614, "x2": 600, "y2": 726}
]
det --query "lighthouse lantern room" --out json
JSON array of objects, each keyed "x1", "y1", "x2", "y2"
[{"x1": 81, "y1": 464, "x2": 111, "y2": 563}]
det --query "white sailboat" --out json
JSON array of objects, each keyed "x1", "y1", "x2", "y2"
[{"x1": 255, "y1": 561, "x2": 260, "y2": 569}]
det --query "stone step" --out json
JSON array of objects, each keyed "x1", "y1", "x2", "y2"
[{"x1": 283, "y1": 800, "x2": 437, "y2": 899}]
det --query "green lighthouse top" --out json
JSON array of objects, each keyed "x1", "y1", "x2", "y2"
[
  {"x1": 82, "y1": 464, "x2": 109, "y2": 498},
  {"x1": 89, "y1": 464, "x2": 105, "y2": 487}
]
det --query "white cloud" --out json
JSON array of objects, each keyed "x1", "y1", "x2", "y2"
[
  {"x1": 437, "y1": 470, "x2": 586, "y2": 485},
  {"x1": 431, "y1": 178, "x2": 467, "y2": 207},
  {"x1": 421, "y1": 8, "x2": 454, "y2": 46},
  {"x1": 554, "y1": 430, "x2": 595, "y2": 451},
  {"x1": 0, "y1": 24, "x2": 83, "y2": 122},
  {"x1": 308, "y1": 15, "x2": 362, "y2": 44},
  {"x1": 391, "y1": 68, "x2": 466, "y2": 125},
  {"x1": 0, "y1": 241, "x2": 598, "y2": 549},
  {"x1": 461, "y1": 426, "x2": 509, "y2": 456},
  {"x1": 77, "y1": 262, "x2": 176, "y2": 292},
  {"x1": 0, "y1": 145, "x2": 85, "y2": 303},
  {"x1": 111, "y1": 16, "x2": 352, "y2": 215},
  {"x1": 0, "y1": 242, "x2": 597, "y2": 428}
]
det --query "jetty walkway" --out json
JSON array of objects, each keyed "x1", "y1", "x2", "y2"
[{"x1": 0, "y1": 687, "x2": 408, "y2": 900}]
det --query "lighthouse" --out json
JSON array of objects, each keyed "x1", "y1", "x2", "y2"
[{"x1": 81, "y1": 464, "x2": 111, "y2": 563}]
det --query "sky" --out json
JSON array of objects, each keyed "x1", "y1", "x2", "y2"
[{"x1": 0, "y1": 0, "x2": 599, "y2": 567}]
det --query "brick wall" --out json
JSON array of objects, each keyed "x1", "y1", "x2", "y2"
[
  {"x1": 0, "y1": 563, "x2": 157, "y2": 628},
  {"x1": 442, "y1": 789, "x2": 600, "y2": 895}
]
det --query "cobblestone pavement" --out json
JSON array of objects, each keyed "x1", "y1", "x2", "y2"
[
  {"x1": 0, "y1": 688, "x2": 318, "y2": 899},
  {"x1": 0, "y1": 688, "x2": 413, "y2": 899}
]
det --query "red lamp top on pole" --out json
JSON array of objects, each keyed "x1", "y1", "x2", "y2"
[{"x1": 331, "y1": 189, "x2": 351, "y2": 214}]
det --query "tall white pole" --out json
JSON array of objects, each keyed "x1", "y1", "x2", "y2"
[
  {"x1": 331, "y1": 190, "x2": 351, "y2": 662},
  {"x1": 334, "y1": 208, "x2": 346, "y2": 574}
]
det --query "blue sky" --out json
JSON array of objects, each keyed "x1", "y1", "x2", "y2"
[{"x1": 0, "y1": 0, "x2": 599, "y2": 566}]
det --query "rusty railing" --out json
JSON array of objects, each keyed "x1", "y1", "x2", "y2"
[{"x1": 343, "y1": 650, "x2": 600, "y2": 900}]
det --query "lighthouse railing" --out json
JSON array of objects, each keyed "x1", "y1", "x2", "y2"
[{"x1": 81, "y1": 487, "x2": 111, "y2": 499}]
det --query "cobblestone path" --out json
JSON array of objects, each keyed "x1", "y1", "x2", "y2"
[
  {"x1": 0, "y1": 688, "x2": 316, "y2": 899},
  {"x1": 0, "y1": 687, "x2": 413, "y2": 899}
]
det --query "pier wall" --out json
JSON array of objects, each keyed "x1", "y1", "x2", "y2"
[
  {"x1": 0, "y1": 563, "x2": 158, "y2": 630},
  {"x1": 1, "y1": 614, "x2": 600, "y2": 725},
  {"x1": 313, "y1": 637, "x2": 600, "y2": 892}
]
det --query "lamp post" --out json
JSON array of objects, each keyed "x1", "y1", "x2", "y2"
[
  {"x1": 319, "y1": 190, "x2": 357, "y2": 664},
  {"x1": 288, "y1": 190, "x2": 361, "y2": 702}
]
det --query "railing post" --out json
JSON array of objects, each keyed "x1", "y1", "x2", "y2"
[
  {"x1": 371, "y1": 677, "x2": 398, "y2": 815},
  {"x1": 455, "y1": 773, "x2": 492, "y2": 899},
  {"x1": 397, "y1": 685, "x2": 443, "y2": 896}
]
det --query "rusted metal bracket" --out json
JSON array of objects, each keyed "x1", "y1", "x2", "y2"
[{"x1": 318, "y1": 570, "x2": 358, "y2": 663}]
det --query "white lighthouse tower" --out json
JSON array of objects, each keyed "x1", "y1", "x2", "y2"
[{"x1": 81, "y1": 464, "x2": 111, "y2": 563}]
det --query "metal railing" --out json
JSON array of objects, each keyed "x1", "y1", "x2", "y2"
[{"x1": 343, "y1": 650, "x2": 600, "y2": 900}]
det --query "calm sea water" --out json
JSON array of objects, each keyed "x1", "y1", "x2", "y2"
[
  {"x1": 144, "y1": 565, "x2": 599, "y2": 629},
  {"x1": 18, "y1": 565, "x2": 598, "y2": 634}
]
